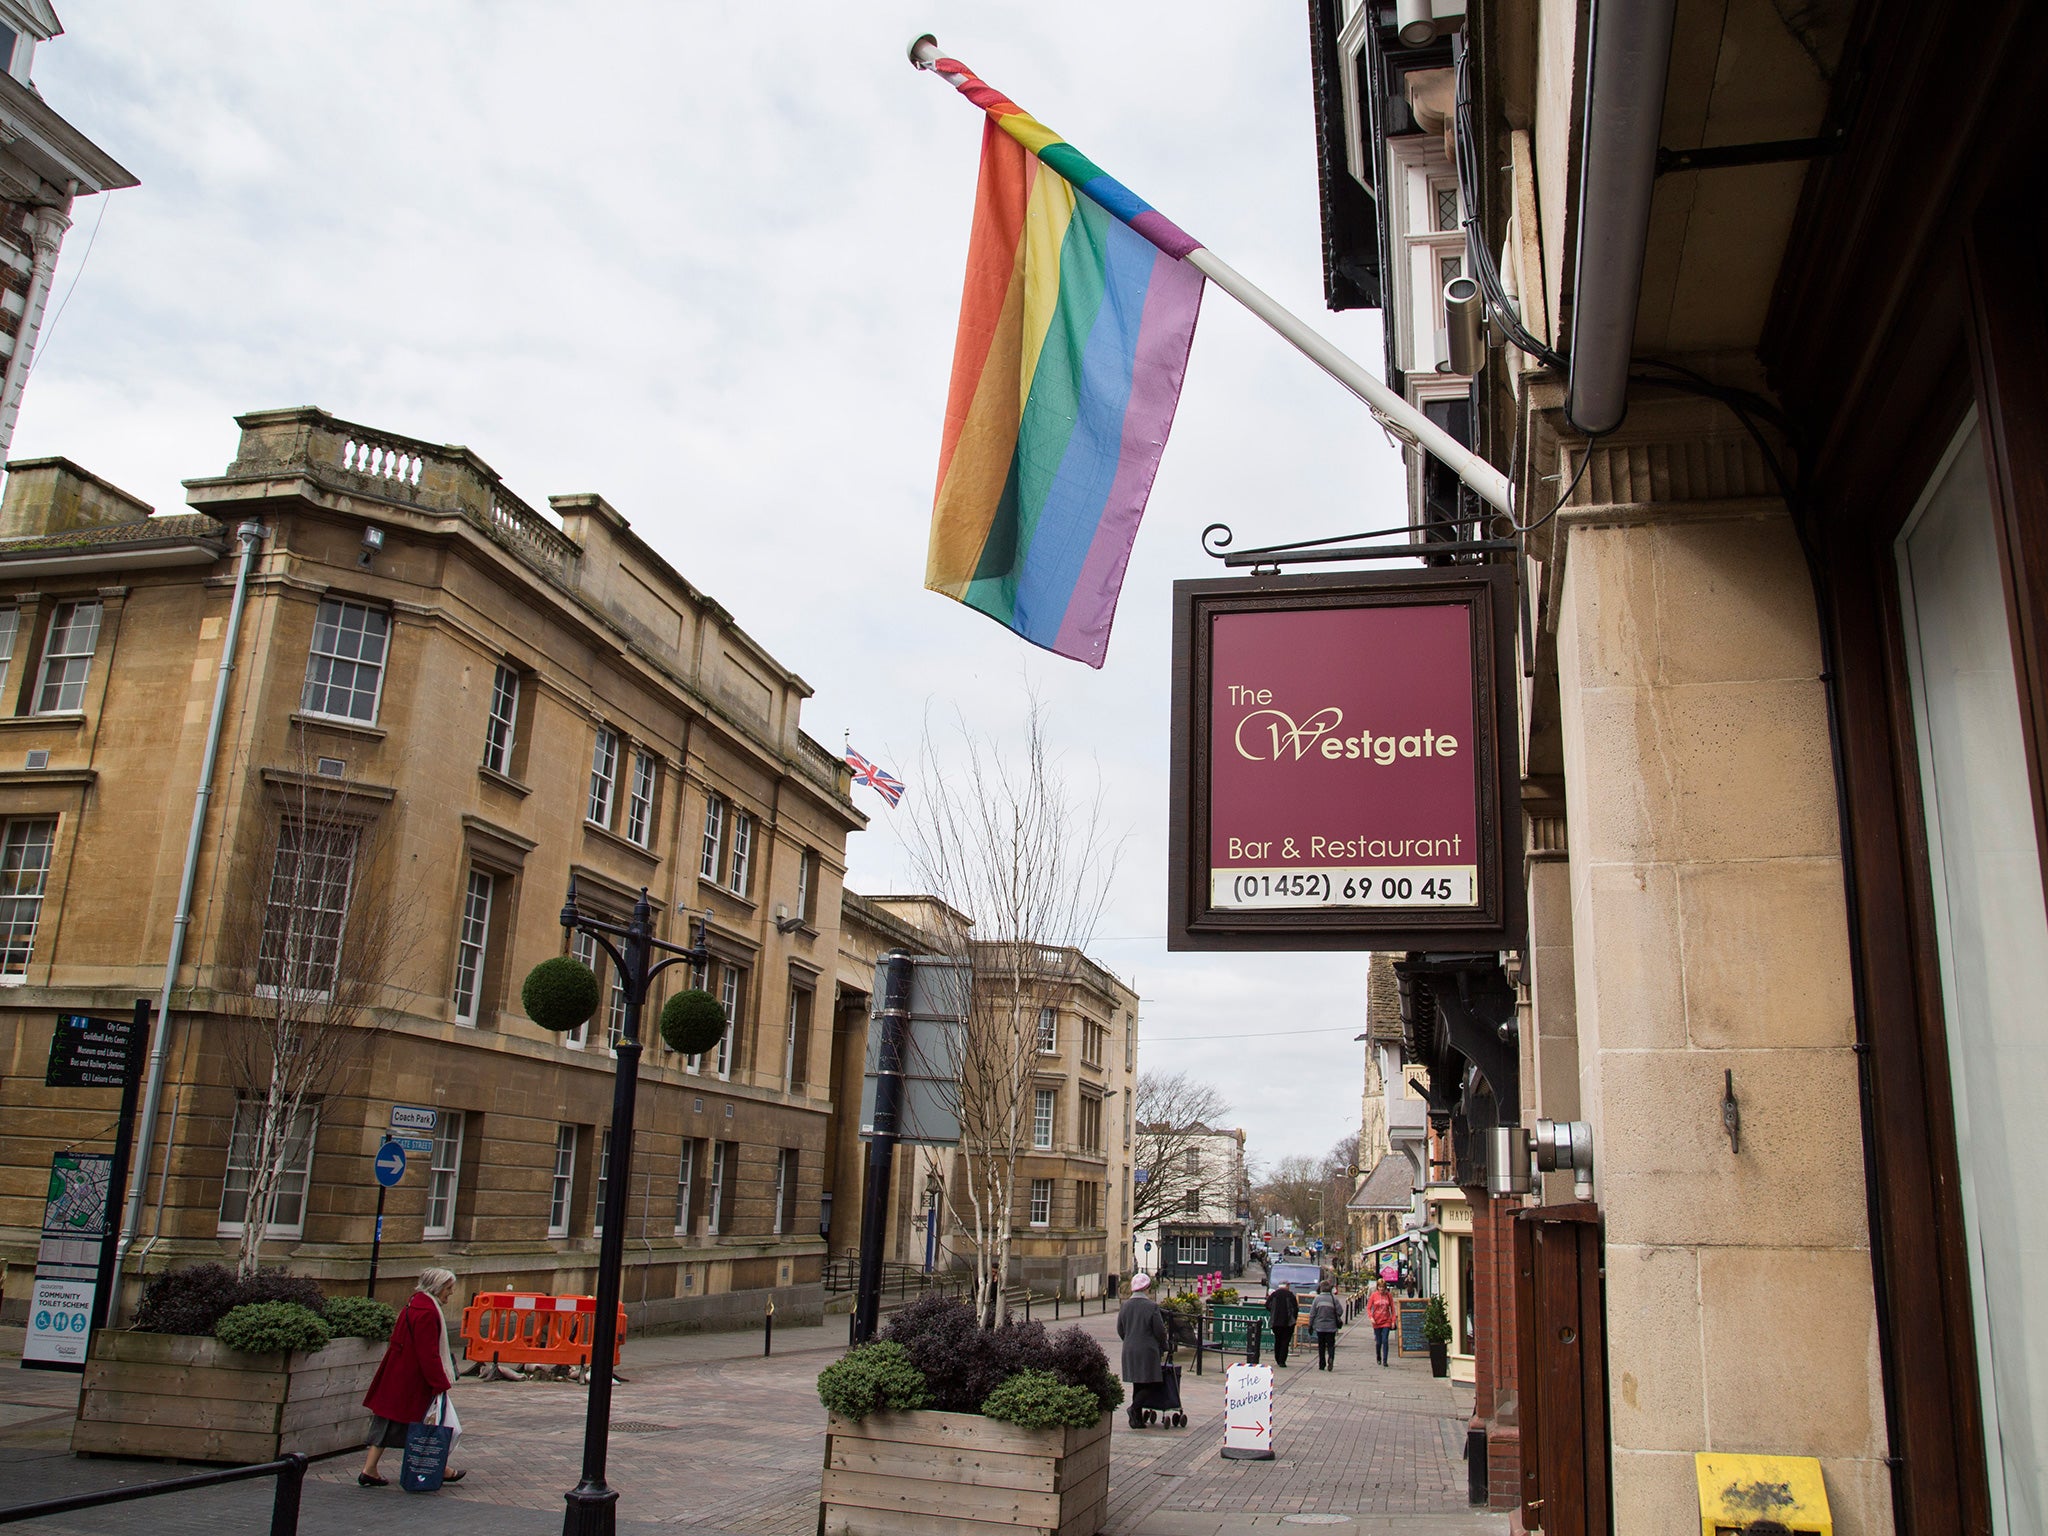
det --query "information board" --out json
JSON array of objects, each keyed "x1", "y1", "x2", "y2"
[
  {"x1": 1221, "y1": 1363, "x2": 1275, "y2": 1460},
  {"x1": 22, "y1": 1152, "x2": 112, "y2": 1370},
  {"x1": 1396, "y1": 1296, "x2": 1431, "y2": 1357},
  {"x1": 1168, "y1": 569, "x2": 1523, "y2": 952},
  {"x1": 44, "y1": 1013, "x2": 141, "y2": 1089}
]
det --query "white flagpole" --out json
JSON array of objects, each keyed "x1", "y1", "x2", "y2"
[{"x1": 909, "y1": 35, "x2": 1515, "y2": 520}]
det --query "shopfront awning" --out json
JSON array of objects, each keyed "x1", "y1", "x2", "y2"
[{"x1": 1361, "y1": 1224, "x2": 1438, "y2": 1255}]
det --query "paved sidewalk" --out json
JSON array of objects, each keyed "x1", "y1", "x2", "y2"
[{"x1": 2, "y1": 1302, "x2": 1506, "y2": 1536}]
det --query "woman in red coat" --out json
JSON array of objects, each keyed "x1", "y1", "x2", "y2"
[{"x1": 359, "y1": 1268, "x2": 464, "y2": 1486}]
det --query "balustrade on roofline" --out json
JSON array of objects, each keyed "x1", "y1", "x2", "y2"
[{"x1": 330, "y1": 424, "x2": 579, "y2": 584}]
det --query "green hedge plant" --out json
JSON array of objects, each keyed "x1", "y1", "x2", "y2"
[
  {"x1": 979, "y1": 1370, "x2": 1105, "y2": 1430},
  {"x1": 322, "y1": 1295, "x2": 396, "y2": 1342},
  {"x1": 214, "y1": 1301, "x2": 333, "y2": 1355},
  {"x1": 659, "y1": 989, "x2": 727, "y2": 1056},
  {"x1": 523, "y1": 955, "x2": 600, "y2": 1033},
  {"x1": 816, "y1": 1340, "x2": 931, "y2": 1420}
]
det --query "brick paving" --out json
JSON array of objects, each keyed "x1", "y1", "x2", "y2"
[{"x1": 2, "y1": 1304, "x2": 1506, "y2": 1536}]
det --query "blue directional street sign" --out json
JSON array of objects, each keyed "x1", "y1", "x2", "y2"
[{"x1": 373, "y1": 1140, "x2": 405, "y2": 1188}]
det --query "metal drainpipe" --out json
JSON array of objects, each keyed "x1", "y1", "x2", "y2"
[
  {"x1": 1564, "y1": 0, "x2": 1679, "y2": 436},
  {"x1": 112, "y1": 519, "x2": 266, "y2": 1321}
]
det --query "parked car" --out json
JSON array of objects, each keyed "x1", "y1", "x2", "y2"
[{"x1": 1267, "y1": 1261, "x2": 1324, "y2": 1292}]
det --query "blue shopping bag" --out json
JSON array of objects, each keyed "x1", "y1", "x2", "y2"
[{"x1": 400, "y1": 1395, "x2": 454, "y2": 1493}]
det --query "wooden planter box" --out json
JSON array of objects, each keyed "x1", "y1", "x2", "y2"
[
  {"x1": 72, "y1": 1331, "x2": 383, "y2": 1463},
  {"x1": 821, "y1": 1409, "x2": 1110, "y2": 1536}
]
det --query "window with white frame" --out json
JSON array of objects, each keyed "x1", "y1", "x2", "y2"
[
  {"x1": 707, "y1": 1141, "x2": 729, "y2": 1235},
  {"x1": 774, "y1": 1148, "x2": 797, "y2": 1234},
  {"x1": 588, "y1": 726, "x2": 619, "y2": 827},
  {"x1": 34, "y1": 599, "x2": 101, "y2": 715},
  {"x1": 783, "y1": 986, "x2": 807, "y2": 1090},
  {"x1": 727, "y1": 812, "x2": 752, "y2": 895},
  {"x1": 1033, "y1": 1088, "x2": 1056, "y2": 1150},
  {"x1": 716, "y1": 964, "x2": 743, "y2": 1078},
  {"x1": 423, "y1": 1112, "x2": 465, "y2": 1238},
  {"x1": 605, "y1": 965, "x2": 627, "y2": 1052},
  {"x1": 483, "y1": 664, "x2": 519, "y2": 774},
  {"x1": 548, "y1": 1125, "x2": 575, "y2": 1236},
  {"x1": 0, "y1": 817, "x2": 54, "y2": 978},
  {"x1": 795, "y1": 848, "x2": 816, "y2": 925},
  {"x1": 1029, "y1": 1178, "x2": 1052, "y2": 1227},
  {"x1": 0, "y1": 605, "x2": 20, "y2": 705},
  {"x1": 684, "y1": 957, "x2": 709, "y2": 1072},
  {"x1": 218, "y1": 1098, "x2": 319, "y2": 1238},
  {"x1": 1176, "y1": 1234, "x2": 1205, "y2": 1266},
  {"x1": 257, "y1": 819, "x2": 358, "y2": 1000},
  {"x1": 299, "y1": 598, "x2": 387, "y2": 724},
  {"x1": 565, "y1": 931, "x2": 599, "y2": 1048},
  {"x1": 451, "y1": 869, "x2": 493, "y2": 1025},
  {"x1": 675, "y1": 1140, "x2": 696, "y2": 1235},
  {"x1": 699, "y1": 796, "x2": 726, "y2": 880},
  {"x1": 594, "y1": 1127, "x2": 613, "y2": 1235},
  {"x1": 1385, "y1": 136, "x2": 1468, "y2": 376},
  {"x1": 1082, "y1": 1022, "x2": 1105, "y2": 1068},
  {"x1": 1036, "y1": 1007, "x2": 1056, "y2": 1054},
  {"x1": 625, "y1": 750, "x2": 657, "y2": 847}
]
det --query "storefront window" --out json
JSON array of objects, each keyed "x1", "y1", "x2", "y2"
[{"x1": 1898, "y1": 413, "x2": 2048, "y2": 1531}]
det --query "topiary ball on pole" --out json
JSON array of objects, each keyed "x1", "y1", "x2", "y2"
[
  {"x1": 660, "y1": 988, "x2": 727, "y2": 1055},
  {"x1": 524, "y1": 955, "x2": 600, "y2": 1033}
]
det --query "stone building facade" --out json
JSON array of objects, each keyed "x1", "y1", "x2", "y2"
[
  {"x1": 1134, "y1": 1125, "x2": 1247, "y2": 1282},
  {"x1": 0, "y1": 4, "x2": 135, "y2": 458},
  {"x1": 0, "y1": 407, "x2": 862, "y2": 1330},
  {"x1": 1309, "y1": 0, "x2": 2048, "y2": 1527},
  {"x1": 825, "y1": 902, "x2": 1139, "y2": 1303}
]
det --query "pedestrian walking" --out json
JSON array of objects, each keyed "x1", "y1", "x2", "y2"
[
  {"x1": 1264, "y1": 1279, "x2": 1299, "y2": 1368},
  {"x1": 1366, "y1": 1278, "x2": 1398, "y2": 1366},
  {"x1": 359, "y1": 1268, "x2": 467, "y2": 1487},
  {"x1": 1116, "y1": 1272, "x2": 1171, "y2": 1428},
  {"x1": 1310, "y1": 1280, "x2": 1342, "y2": 1371}
]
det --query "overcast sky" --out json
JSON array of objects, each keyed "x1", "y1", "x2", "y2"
[{"x1": 22, "y1": 3, "x2": 1415, "y2": 1169}]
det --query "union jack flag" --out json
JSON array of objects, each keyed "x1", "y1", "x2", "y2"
[{"x1": 845, "y1": 748, "x2": 906, "y2": 808}]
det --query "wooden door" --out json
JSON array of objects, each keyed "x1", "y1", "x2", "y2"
[{"x1": 1513, "y1": 1202, "x2": 1608, "y2": 1533}]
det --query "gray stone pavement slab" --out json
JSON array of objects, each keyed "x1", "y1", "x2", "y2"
[{"x1": 2, "y1": 1304, "x2": 1505, "y2": 1536}]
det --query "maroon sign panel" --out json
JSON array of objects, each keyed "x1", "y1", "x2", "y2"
[{"x1": 1169, "y1": 569, "x2": 1522, "y2": 952}]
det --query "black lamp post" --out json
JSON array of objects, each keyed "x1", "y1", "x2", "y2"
[{"x1": 558, "y1": 879, "x2": 710, "y2": 1536}]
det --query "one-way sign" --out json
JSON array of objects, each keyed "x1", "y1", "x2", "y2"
[{"x1": 45, "y1": 1014, "x2": 141, "y2": 1089}]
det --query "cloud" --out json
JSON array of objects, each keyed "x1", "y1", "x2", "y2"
[{"x1": 20, "y1": 1, "x2": 1414, "y2": 1163}]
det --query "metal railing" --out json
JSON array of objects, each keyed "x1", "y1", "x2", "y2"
[
  {"x1": 0, "y1": 1452, "x2": 309, "y2": 1536},
  {"x1": 822, "y1": 1254, "x2": 973, "y2": 1305}
]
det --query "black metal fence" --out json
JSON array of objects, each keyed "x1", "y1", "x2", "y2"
[{"x1": 0, "y1": 1452, "x2": 309, "y2": 1536}]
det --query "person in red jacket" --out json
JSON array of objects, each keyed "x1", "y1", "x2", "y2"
[
  {"x1": 1366, "y1": 1279, "x2": 1399, "y2": 1367},
  {"x1": 359, "y1": 1268, "x2": 465, "y2": 1486}
]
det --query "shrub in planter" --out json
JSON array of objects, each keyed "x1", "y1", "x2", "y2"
[
  {"x1": 1421, "y1": 1295, "x2": 1453, "y2": 1345},
  {"x1": 322, "y1": 1295, "x2": 396, "y2": 1342},
  {"x1": 134, "y1": 1265, "x2": 327, "y2": 1336},
  {"x1": 215, "y1": 1301, "x2": 333, "y2": 1355},
  {"x1": 816, "y1": 1341, "x2": 931, "y2": 1420},
  {"x1": 980, "y1": 1370, "x2": 1106, "y2": 1430},
  {"x1": 1213, "y1": 1286, "x2": 1240, "y2": 1304},
  {"x1": 881, "y1": 1296, "x2": 1120, "y2": 1417}
]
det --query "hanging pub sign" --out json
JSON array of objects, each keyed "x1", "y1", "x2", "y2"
[{"x1": 1168, "y1": 568, "x2": 1523, "y2": 952}]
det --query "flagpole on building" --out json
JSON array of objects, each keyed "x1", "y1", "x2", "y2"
[{"x1": 908, "y1": 35, "x2": 1515, "y2": 520}]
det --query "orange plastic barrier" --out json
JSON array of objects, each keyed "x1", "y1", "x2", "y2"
[{"x1": 460, "y1": 1291, "x2": 625, "y2": 1370}]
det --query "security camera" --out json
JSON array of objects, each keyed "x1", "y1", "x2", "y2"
[{"x1": 1444, "y1": 277, "x2": 1485, "y2": 376}]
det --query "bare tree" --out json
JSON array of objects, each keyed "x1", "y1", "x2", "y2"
[
  {"x1": 213, "y1": 743, "x2": 416, "y2": 1276},
  {"x1": 897, "y1": 695, "x2": 1121, "y2": 1324},
  {"x1": 1130, "y1": 1071, "x2": 1231, "y2": 1235},
  {"x1": 1254, "y1": 1153, "x2": 1325, "y2": 1246}
]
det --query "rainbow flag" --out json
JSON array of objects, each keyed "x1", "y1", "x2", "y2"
[{"x1": 927, "y1": 56, "x2": 1206, "y2": 668}]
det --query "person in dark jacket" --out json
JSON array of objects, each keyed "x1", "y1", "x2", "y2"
[
  {"x1": 359, "y1": 1269, "x2": 465, "y2": 1486},
  {"x1": 1309, "y1": 1281, "x2": 1343, "y2": 1370},
  {"x1": 1115, "y1": 1272, "x2": 1170, "y2": 1428},
  {"x1": 1264, "y1": 1281, "x2": 1300, "y2": 1367}
]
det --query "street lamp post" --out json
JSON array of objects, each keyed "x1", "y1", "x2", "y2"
[
  {"x1": 924, "y1": 1169, "x2": 943, "y2": 1274},
  {"x1": 558, "y1": 880, "x2": 710, "y2": 1536}
]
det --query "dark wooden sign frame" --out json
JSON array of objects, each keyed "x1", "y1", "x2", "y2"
[{"x1": 1167, "y1": 567, "x2": 1523, "y2": 952}]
